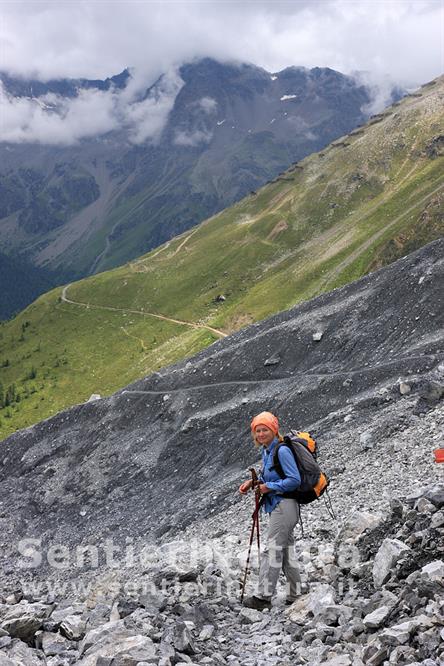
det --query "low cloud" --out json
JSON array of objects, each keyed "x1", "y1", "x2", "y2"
[
  {"x1": 174, "y1": 129, "x2": 213, "y2": 147},
  {"x1": 0, "y1": 86, "x2": 118, "y2": 145},
  {"x1": 198, "y1": 97, "x2": 218, "y2": 114},
  {"x1": 125, "y1": 71, "x2": 184, "y2": 144},
  {"x1": 354, "y1": 71, "x2": 404, "y2": 116},
  {"x1": 0, "y1": 1, "x2": 441, "y2": 88},
  {"x1": 0, "y1": 2, "x2": 441, "y2": 146},
  {"x1": 286, "y1": 116, "x2": 318, "y2": 142},
  {"x1": 0, "y1": 69, "x2": 184, "y2": 146}
]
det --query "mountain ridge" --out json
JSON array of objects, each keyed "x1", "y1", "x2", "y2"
[{"x1": 0, "y1": 58, "x2": 386, "y2": 316}]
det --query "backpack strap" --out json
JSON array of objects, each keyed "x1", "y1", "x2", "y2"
[
  {"x1": 273, "y1": 441, "x2": 308, "y2": 502},
  {"x1": 272, "y1": 441, "x2": 294, "y2": 479},
  {"x1": 272, "y1": 442, "x2": 281, "y2": 477}
]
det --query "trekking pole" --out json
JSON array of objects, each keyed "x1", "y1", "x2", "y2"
[
  {"x1": 324, "y1": 487, "x2": 337, "y2": 520},
  {"x1": 240, "y1": 468, "x2": 262, "y2": 602}
]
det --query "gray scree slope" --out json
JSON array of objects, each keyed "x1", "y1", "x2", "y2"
[{"x1": 0, "y1": 239, "x2": 443, "y2": 589}]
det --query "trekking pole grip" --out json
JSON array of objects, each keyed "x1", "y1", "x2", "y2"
[{"x1": 250, "y1": 467, "x2": 258, "y2": 490}]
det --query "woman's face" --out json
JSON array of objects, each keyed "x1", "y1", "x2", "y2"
[{"x1": 255, "y1": 425, "x2": 275, "y2": 447}]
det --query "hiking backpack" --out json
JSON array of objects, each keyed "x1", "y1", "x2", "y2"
[{"x1": 272, "y1": 430, "x2": 329, "y2": 504}]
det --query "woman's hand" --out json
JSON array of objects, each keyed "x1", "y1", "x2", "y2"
[
  {"x1": 239, "y1": 480, "x2": 253, "y2": 494},
  {"x1": 258, "y1": 483, "x2": 271, "y2": 494}
]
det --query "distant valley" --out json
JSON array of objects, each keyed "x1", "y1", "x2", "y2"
[{"x1": 0, "y1": 59, "x2": 394, "y2": 317}]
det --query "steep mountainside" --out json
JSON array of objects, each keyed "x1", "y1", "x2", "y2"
[
  {"x1": 0, "y1": 59, "x2": 379, "y2": 315},
  {"x1": 0, "y1": 240, "x2": 443, "y2": 666},
  {"x1": 0, "y1": 252, "x2": 55, "y2": 319},
  {"x1": 0, "y1": 75, "x2": 442, "y2": 439},
  {"x1": 0, "y1": 239, "x2": 442, "y2": 597}
]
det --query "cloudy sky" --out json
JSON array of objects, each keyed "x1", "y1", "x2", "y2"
[
  {"x1": 1, "y1": 0, "x2": 442, "y2": 85},
  {"x1": 0, "y1": 0, "x2": 442, "y2": 145}
]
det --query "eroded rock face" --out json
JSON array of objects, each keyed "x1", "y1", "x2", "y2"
[
  {"x1": 0, "y1": 240, "x2": 443, "y2": 586},
  {"x1": 0, "y1": 241, "x2": 443, "y2": 664}
]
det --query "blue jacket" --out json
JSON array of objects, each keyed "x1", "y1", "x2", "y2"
[{"x1": 260, "y1": 437, "x2": 301, "y2": 514}]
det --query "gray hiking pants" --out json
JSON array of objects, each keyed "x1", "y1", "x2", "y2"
[{"x1": 257, "y1": 498, "x2": 301, "y2": 601}]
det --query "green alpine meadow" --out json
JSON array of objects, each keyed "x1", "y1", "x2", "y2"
[{"x1": 1, "y1": 75, "x2": 443, "y2": 439}]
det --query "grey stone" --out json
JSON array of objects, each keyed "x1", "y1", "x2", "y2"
[
  {"x1": 177, "y1": 568, "x2": 201, "y2": 583},
  {"x1": 163, "y1": 621, "x2": 196, "y2": 655},
  {"x1": 337, "y1": 511, "x2": 382, "y2": 542},
  {"x1": 360, "y1": 431, "x2": 376, "y2": 449},
  {"x1": 1, "y1": 639, "x2": 46, "y2": 666},
  {"x1": 379, "y1": 615, "x2": 433, "y2": 646},
  {"x1": 361, "y1": 643, "x2": 388, "y2": 665},
  {"x1": 315, "y1": 604, "x2": 353, "y2": 626},
  {"x1": 50, "y1": 604, "x2": 85, "y2": 625},
  {"x1": 198, "y1": 624, "x2": 215, "y2": 640},
  {"x1": 0, "y1": 601, "x2": 54, "y2": 643},
  {"x1": 0, "y1": 655, "x2": 15, "y2": 666},
  {"x1": 41, "y1": 630, "x2": 73, "y2": 656},
  {"x1": 379, "y1": 623, "x2": 411, "y2": 645},
  {"x1": 286, "y1": 593, "x2": 311, "y2": 624},
  {"x1": 423, "y1": 484, "x2": 444, "y2": 508},
  {"x1": 264, "y1": 353, "x2": 281, "y2": 366},
  {"x1": 78, "y1": 634, "x2": 157, "y2": 665},
  {"x1": 363, "y1": 605, "x2": 391, "y2": 629},
  {"x1": 389, "y1": 497, "x2": 404, "y2": 512},
  {"x1": 404, "y1": 484, "x2": 444, "y2": 508},
  {"x1": 414, "y1": 497, "x2": 436, "y2": 514},
  {"x1": 363, "y1": 589, "x2": 398, "y2": 615},
  {"x1": 122, "y1": 608, "x2": 156, "y2": 640},
  {"x1": 158, "y1": 634, "x2": 175, "y2": 663},
  {"x1": 430, "y1": 509, "x2": 444, "y2": 528},
  {"x1": 387, "y1": 646, "x2": 416, "y2": 664},
  {"x1": 139, "y1": 589, "x2": 167, "y2": 613},
  {"x1": 79, "y1": 620, "x2": 127, "y2": 656},
  {"x1": 238, "y1": 608, "x2": 263, "y2": 624},
  {"x1": 399, "y1": 381, "x2": 411, "y2": 395},
  {"x1": 308, "y1": 584, "x2": 336, "y2": 616},
  {"x1": 421, "y1": 559, "x2": 444, "y2": 581},
  {"x1": 373, "y1": 539, "x2": 411, "y2": 587},
  {"x1": 415, "y1": 626, "x2": 442, "y2": 656},
  {"x1": 59, "y1": 613, "x2": 86, "y2": 640},
  {"x1": 322, "y1": 656, "x2": 352, "y2": 666},
  {"x1": 4, "y1": 594, "x2": 20, "y2": 605},
  {"x1": 85, "y1": 602, "x2": 115, "y2": 629}
]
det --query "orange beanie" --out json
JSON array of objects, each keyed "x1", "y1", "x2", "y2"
[{"x1": 251, "y1": 411, "x2": 279, "y2": 435}]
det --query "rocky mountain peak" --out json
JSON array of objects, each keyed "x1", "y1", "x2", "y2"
[{"x1": 0, "y1": 68, "x2": 131, "y2": 99}]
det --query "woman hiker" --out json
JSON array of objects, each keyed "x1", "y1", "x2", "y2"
[{"x1": 239, "y1": 411, "x2": 302, "y2": 610}]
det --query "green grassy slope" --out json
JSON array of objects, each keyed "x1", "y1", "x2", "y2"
[{"x1": 1, "y1": 76, "x2": 443, "y2": 439}]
